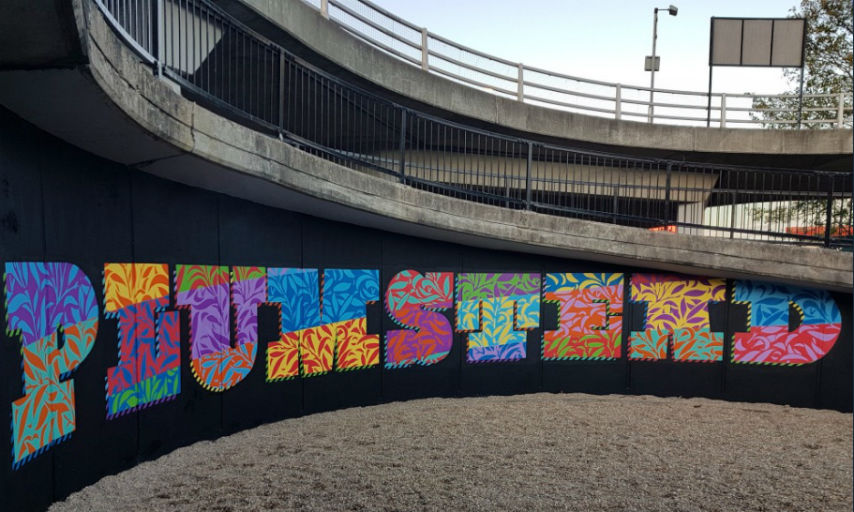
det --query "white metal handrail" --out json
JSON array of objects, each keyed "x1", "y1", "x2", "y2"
[{"x1": 314, "y1": 0, "x2": 853, "y2": 129}]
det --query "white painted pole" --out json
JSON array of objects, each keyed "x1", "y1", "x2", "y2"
[{"x1": 421, "y1": 28, "x2": 429, "y2": 71}]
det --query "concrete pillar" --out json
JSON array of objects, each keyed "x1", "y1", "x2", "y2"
[{"x1": 677, "y1": 202, "x2": 705, "y2": 236}]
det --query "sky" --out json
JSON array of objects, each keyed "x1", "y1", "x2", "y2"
[{"x1": 363, "y1": 0, "x2": 802, "y2": 96}]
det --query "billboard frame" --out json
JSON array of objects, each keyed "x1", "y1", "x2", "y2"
[{"x1": 706, "y1": 16, "x2": 807, "y2": 127}]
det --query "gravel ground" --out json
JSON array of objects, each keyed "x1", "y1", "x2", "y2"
[{"x1": 50, "y1": 393, "x2": 852, "y2": 512}]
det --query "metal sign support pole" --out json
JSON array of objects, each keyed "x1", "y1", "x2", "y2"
[
  {"x1": 706, "y1": 65, "x2": 713, "y2": 127},
  {"x1": 797, "y1": 65, "x2": 805, "y2": 129}
]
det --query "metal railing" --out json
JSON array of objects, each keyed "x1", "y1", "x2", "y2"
[
  {"x1": 93, "y1": 0, "x2": 853, "y2": 249},
  {"x1": 310, "y1": 0, "x2": 852, "y2": 129}
]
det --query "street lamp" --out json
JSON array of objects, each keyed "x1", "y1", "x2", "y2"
[{"x1": 647, "y1": 4, "x2": 678, "y2": 123}]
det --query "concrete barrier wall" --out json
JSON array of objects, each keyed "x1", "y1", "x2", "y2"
[{"x1": 0, "y1": 104, "x2": 851, "y2": 510}]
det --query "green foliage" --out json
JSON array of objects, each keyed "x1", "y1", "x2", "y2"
[
  {"x1": 748, "y1": 2, "x2": 852, "y2": 238},
  {"x1": 750, "y1": 197, "x2": 852, "y2": 233},
  {"x1": 751, "y1": 0, "x2": 853, "y2": 128}
]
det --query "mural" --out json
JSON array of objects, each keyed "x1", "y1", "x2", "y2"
[
  {"x1": 385, "y1": 270, "x2": 454, "y2": 368},
  {"x1": 629, "y1": 274, "x2": 726, "y2": 362},
  {"x1": 0, "y1": 261, "x2": 847, "y2": 473},
  {"x1": 456, "y1": 273, "x2": 540, "y2": 363},
  {"x1": 175, "y1": 265, "x2": 260, "y2": 392},
  {"x1": 4, "y1": 262, "x2": 99, "y2": 468},
  {"x1": 1, "y1": 99, "x2": 849, "y2": 512},
  {"x1": 732, "y1": 281, "x2": 842, "y2": 365},
  {"x1": 230, "y1": 266, "x2": 267, "y2": 380},
  {"x1": 104, "y1": 263, "x2": 180, "y2": 418},
  {"x1": 543, "y1": 273, "x2": 623, "y2": 360},
  {"x1": 266, "y1": 268, "x2": 380, "y2": 380}
]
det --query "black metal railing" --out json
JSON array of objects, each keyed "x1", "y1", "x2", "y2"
[
  {"x1": 93, "y1": 0, "x2": 853, "y2": 249},
  {"x1": 161, "y1": 0, "x2": 282, "y2": 126}
]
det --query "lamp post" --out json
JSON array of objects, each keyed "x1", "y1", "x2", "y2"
[{"x1": 647, "y1": 4, "x2": 678, "y2": 123}]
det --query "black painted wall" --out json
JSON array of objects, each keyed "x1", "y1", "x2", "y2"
[{"x1": 0, "y1": 107, "x2": 850, "y2": 511}]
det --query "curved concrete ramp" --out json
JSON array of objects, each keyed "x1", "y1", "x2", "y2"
[
  {"x1": 0, "y1": 0, "x2": 849, "y2": 291},
  {"x1": 230, "y1": 0, "x2": 853, "y2": 167}
]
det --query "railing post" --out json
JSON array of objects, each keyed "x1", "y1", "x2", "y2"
[
  {"x1": 824, "y1": 179, "x2": 834, "y2": 247},
  {"x1": 837, "y1": 92, "x2": 845, "y2": 128},
  {"x1": 615, "y1": 84, "x2": 621, "y2": 121},
  {"x1": 278, "y1": 51, "x2": 286, "y2": 130},
  {"x1": 664, "y1": 163, "x2": 672, "y2": 224},
  {"x1": 517, "y1": 64, "x2": 524, "y2": 102},
  {"x1": 155, "y1": 0, "x2": 164, "y2": 76},
  {"x1": 729, "y1": 191, "x2": 736, "y2": 239},
  {"x1": 399, "y1": 108, "x2": 407, "y2": 184},
  {"x1": 525, "y1": 142, "x2": 532, "y2": 209},
  {"x1": 320, "y1": 0, "x2": 329, "y2": 19},
  {"x1": 421, "y1": 28, "x2": 429, "y2": 71},
  {"x1": 719, "y1": 93, "x2": 726, "y2": 128}
]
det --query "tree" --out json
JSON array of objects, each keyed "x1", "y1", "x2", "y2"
[
  {"x1": 750, "y1": 196, "x2": 851, "y2": 230},
  {"x1": 752, "y1": 0, "x2": 852, "y2": 128},
  {"x1": 746, "y1": 1, "x2": 852, "y2": 244}
]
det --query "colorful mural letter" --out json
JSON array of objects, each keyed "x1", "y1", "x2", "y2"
[
  {"x1": 543, "y1": 273, "x2": 623, "y2": 360},
  {"x1": 629, "y1": 274, "x2": 725, "y2": 362},
  {"x1": 4, "y1": 262, "x2": 99, "y2": 468},
  {"x1": 385, "y1": 270, "x2": 454, "y2": 368},
  {"x1": 175, "y1": 265, "x2": 263, "y2": 392},
  {"x1": 266, "y1": 268, "x2": 379, "y2": 380},
  {"x1": 732, "y1": 281, "x2": 841, "y2": 365},
  {"x1": 266, "y1": 268, "x2": 317, "y2": 380},
  {"x1": 104, "y1": 263, "x2": 180, "y2": 418},
  {"x1": 456, "y1": 273, "x2": 540, "y2": 363},
  {"x1": 325, "y1": 269, "x2": 381, "y2": 372}
]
